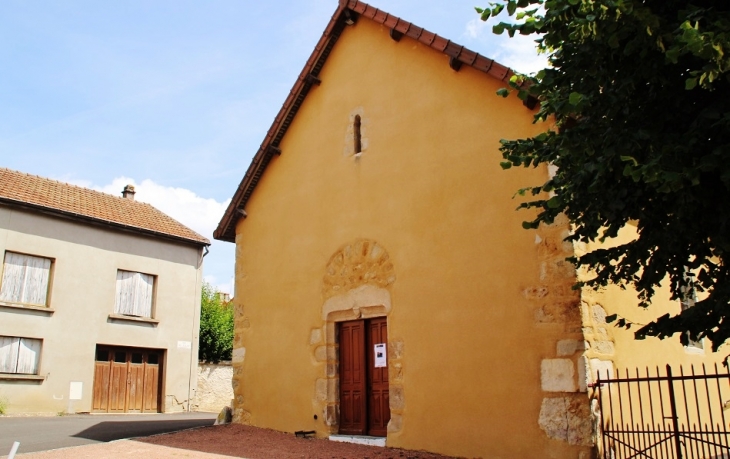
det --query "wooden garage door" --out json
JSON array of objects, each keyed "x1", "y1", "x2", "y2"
[
  {"x1": 92, "y1": 346, "x2": 163, "y2": 413},
  {"x1": 338, "y1": 318, "x2": 390, "y2": 437}
]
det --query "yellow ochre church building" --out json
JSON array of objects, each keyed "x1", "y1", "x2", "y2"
[{"x1": 214, "y1": 1, "x2": 725, "y2": 457}]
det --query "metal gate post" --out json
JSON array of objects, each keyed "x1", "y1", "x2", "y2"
[
  {"x1": 666, "y1": 364, "x2": 683, "y2": 459},
  {"x1": 595, "y1": 372, "x2": 608, "y2": 458}
]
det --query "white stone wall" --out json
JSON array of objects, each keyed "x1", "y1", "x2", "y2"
[{"x1": 195, "y1": 362, "x2": 233, "y2": 412}]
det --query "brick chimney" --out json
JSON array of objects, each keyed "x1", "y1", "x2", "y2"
[{"x1": 122, "y1": 184, "x2": 136, "y2": 200}]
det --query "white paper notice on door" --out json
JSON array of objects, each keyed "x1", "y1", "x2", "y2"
[{"x1": 374, "y1": 343, "x2": 387, "y2": 368}]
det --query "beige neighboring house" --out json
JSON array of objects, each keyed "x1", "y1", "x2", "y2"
[{"x1": 0, "y1": 167, "x2": 209, "y2": 414}]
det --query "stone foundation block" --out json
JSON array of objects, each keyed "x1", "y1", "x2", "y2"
[
  {"x1": 538, "y1": 395, "x2": 593, "y2": 446},
  {"x1": 557, "y1": 339, "x2": 581, "y2": 356},
  {"x1": 325, "y1": 404, "x2": 338, "y2": 426},
  {"x1": 233, "y1": 408, "x2": 252, "y2": 425},
  {"x1": 591, "y1": 305, "x2": 607, "y2": 324},
  {"x1": 389, "y1": 339, "x2": 404, "y2": 359},
  {"x1": 390, "y1": 385, "x2": 405, "y2": 411},
  {"x1": 315, "y1": 379, "x2": 328, "y2": 401},
  {"x1": 387, "y1": 413, "x2": 403, "y2": 433},
  {"x1": 590, "y1": 358, "x2": 614, "y2": 381},
  {"x1": 314, "y1": 346, "x2": 328, "y2": 362},
  {"x1": 310, "y1": 328, "x2": 323, "y2": 345},
  {"x1": 593, "y1": 340, "x2": 615, "y2": 355},
  {"x1": 232, "y1": 347, "x2": 246, "y2": 364},
  {"x1": 542, "y1": 359, "x2": 577, "y2": 392}
]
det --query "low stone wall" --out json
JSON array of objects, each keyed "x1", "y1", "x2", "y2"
[{"x1": 195, "y1": 361, "x2": 234, "y2": 413}]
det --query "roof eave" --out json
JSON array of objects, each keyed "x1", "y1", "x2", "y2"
[{"x1": 0, "y1": 198, "x2": 211, "y2": 247}]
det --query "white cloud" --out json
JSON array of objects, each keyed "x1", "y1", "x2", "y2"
[
  {"x1": 93, "y1": 177, "x2": 230, "y2": 240},
  {"x1": 465, "y1": 18, "x2": 488, "y2": 39},
  {"x1": 494, "y1": 35, "x2": 549, "y2": 75},
  {"x1": 471, "y1": 34, "x2": 547, "y2": 75},
  {"x1": 462, "y1": 11, "x2": 549, "y2": 75},
  {"x1": 204, "y1": 274, "x2": 234, "y2": 297}
]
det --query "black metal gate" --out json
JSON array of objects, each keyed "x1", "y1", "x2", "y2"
[{"x1": 593, "y1": 364, "x2": 730, "y2": 458}]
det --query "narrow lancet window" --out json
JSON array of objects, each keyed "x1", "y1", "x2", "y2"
[{"x1": 354, "y1": 115, "x2": 362, "y2": 154}]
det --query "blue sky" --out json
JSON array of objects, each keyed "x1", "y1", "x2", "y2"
[{"x1": 0, "y1": 0, "x2": 544, "y2": 294}]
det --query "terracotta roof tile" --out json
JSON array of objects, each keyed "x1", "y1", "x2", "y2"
[
  {"x1": 405, "y1": 24, "x2": 423, "y2": 40},
  {"x1": 383, "y1": 14, "x2": 398, "y2": 29},
  {"x1": 488, "y1": 61, "x2": 510, "y2": 80},
  {"x1": 0, "y1": 168, "x2": 209, "y2": 246},
  {"x1": 420, "y1": 29, "x2": 436, "y2": 45}
]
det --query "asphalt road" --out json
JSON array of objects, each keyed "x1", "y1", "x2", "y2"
[{"x1": 0, "y1": 412, "x2": 216, "y2": 456}]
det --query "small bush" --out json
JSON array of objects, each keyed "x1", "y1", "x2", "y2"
[
  {"x1": 199, "y1": 282, "x2": 234, "y2": 363},
  {"x1": 0, "y1": 396, "x2": 8, "y2": 415}
]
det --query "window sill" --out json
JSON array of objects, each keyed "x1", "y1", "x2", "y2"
[
  {"x1": 0, "y1": 301, "x2": 54, "y2": 314},
  {"x1": 108, "y1": 314, "x2": 159, "y2": 325},
  {"x1": 0, "y1": 373, "x2": 46, "y2": 381}
]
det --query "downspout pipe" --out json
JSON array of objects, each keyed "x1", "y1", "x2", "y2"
[{"x1": 187, "y1": 244, "x2": 210, "y2": 412}]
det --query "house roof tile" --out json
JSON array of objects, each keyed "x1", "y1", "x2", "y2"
[{"x1": 0, "y1": 168, "x2": 210, "y2": 246}]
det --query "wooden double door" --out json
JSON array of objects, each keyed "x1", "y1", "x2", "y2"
[
  {"x1": 92, "y1": 345, "x2": 163, "y2": 413},
  {"x1": 338, "y1": 318, "x2": 390, "y2": 437}
]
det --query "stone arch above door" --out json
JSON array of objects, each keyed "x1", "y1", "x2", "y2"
[
  {"x1": 313, "y1": 239, "x2": 404, "y2": 435},
  {"x1": 322, "y1": 239, "x2": 395, "y2": 301}
]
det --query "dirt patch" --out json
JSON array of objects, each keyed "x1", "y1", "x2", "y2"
[{"x1": 137, "y1": 424, "x2": 459, "y2": 459}]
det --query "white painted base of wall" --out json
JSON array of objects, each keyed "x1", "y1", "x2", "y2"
[{"x1": 328, "y1": 435, "x2": 386, "y2": 447}]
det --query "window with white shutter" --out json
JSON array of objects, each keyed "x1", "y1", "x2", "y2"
[
  {"x1": 0, "y1": 252, "x2": 52, "y2": 306},
  {"x1": 0, "y1": 336, "x2": 41, "y2": 375},
  {"x1": 115, "y1": 270, "x2": 155, "y2": 318}
]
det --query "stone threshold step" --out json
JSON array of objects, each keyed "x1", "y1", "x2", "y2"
[{"x1": 328, "y1": 435, "x2": 386, "y2": 447}]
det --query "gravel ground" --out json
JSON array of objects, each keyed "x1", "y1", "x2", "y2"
[
  {"x1": 139, "y1": 424, "x2": 459, "y2": 459},
  {"x1": 5, "y1": 424, "x2": 460, "y2": 459}
]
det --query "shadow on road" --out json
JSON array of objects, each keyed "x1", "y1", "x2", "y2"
[{"x1": 72, "y1": 418, "x2": 215, "y2": 442}]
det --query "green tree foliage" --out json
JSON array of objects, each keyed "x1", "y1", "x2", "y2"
[
  {"x1": 477, "y1": 0, "x2": 730, "y2": 350},
  {"x1": 199, "y1": 282, "x2": 234, "y2": 362}
]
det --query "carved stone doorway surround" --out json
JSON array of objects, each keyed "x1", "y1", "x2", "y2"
[{"x1": 312, "y1": 239, "x2": 405, "y2": 436}]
